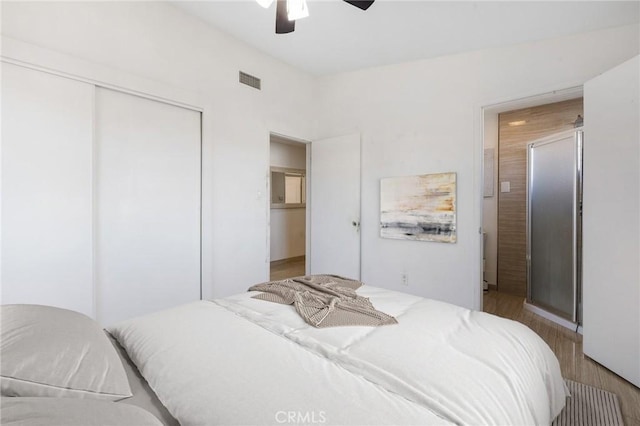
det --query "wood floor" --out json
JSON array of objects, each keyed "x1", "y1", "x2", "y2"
[
  {"x1": 270, "y1": 257, "x2": 305, "y2": 281},
  {"x1": 484, "y1": 290, "x2": 640, "y2": 426}
]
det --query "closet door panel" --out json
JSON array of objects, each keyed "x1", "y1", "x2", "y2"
[
  {"x1": 1, "y1": 63, "x2": 94, "y2": 316},
  {"x1": 95, "y1": 88, "x2": 200, "y2": 326}
]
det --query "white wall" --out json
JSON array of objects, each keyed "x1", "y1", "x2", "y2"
[
  {"x1": 3, "y1": 2, "x2": 639, "y2": 311},
  {"x1": 1, "y1": 1, "x2": 316, "y2": 298},
  {"x1": 270, "y1": 210, "x2": 306, "y2": 261},
  {"x1": 270, "y1": 141, "x2": 307, "y2": 170},
  {"x1": 270, "y1": 141, "x2": 306, "y2": 261},
  {"x1": 583, "y1": 56, "x2": 639, "y2": 387},
  {"x1": 316, "y1": 24, "x2": 639, "y2": 310}
]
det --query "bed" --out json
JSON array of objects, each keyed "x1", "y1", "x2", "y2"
[{"x1": 1, "y1": 279, "x2": 568, "y2": 426}]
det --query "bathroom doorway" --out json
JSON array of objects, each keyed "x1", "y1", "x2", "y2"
[{"x1": 482, "y1": 88, "x2": 584, "y2": 329}]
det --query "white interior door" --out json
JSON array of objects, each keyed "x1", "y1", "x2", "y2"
[
  {"x1": 95, "y1": 88, "x2": 201, "y2": 326},
  {"x1": 1, "y1": 63, "x2": 94, "y2": 316},
  {"x1": 309, "y1": 134, "x2": 361, "y2": 279},
  {"x1": 582, "y1": 55, "x2": 639, "y2": 387}
]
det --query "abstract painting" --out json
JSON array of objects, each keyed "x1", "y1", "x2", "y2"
[{"x1": 380, "y1": 172, "x2": 457, "y2": 243}]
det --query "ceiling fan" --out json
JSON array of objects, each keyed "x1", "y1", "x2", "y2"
[{"x1": 257, "y1": 0, "x2": 375, "y2": 34}]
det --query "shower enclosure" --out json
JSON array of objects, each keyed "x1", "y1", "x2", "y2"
[{"x1": 526, "y1": 128, "x2": 583, "y2": 324}]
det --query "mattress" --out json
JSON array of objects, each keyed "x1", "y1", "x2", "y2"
[{"x1": 109, "y1": 285, "x2": 568, "y2": 425}]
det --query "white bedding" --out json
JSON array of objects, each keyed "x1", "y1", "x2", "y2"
[{"x1": 109, "y1": 286, "x2": 568, "y2": 426}]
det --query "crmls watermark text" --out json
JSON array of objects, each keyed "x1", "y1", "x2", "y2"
[{"x1": 275, "y1": 410, "x2": 327, "y2": 424}]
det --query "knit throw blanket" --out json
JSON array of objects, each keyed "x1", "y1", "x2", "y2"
[{"x1": 248, "y1": 275, "x2": 398, "y2": 328}]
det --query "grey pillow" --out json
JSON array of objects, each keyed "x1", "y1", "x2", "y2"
[
  {"x1": 0, "y1": 305, "x2": 132, "y2": 400},
  {"x1": 0, "y1": 397, "x2": 163, "y2": 426}
]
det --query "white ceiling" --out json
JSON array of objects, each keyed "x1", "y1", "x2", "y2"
[{"x1": 171, "y1": 1, "x2": 639, "y2": 76}]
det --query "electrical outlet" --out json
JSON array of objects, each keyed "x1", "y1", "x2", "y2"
[{"x1": 401, "y1": 273, "x2": 408, "y2": 286}]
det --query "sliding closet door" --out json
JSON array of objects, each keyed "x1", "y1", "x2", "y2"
[
  {"x1": 1, "y1": 63, "x2": 94, "y2": 316},
  {"x1": 95, "y1": 88, "x2": 201, "y2": 325}
]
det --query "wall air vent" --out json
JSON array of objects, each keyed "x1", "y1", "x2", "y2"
[{"x1": 239, "y1": 71, "x2": 261, "y2": 90}]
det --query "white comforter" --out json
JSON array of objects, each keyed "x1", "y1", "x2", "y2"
[{"x1": 109, "y1": 286, "x2": 568, "y2": 426}]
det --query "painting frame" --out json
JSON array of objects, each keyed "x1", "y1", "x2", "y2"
[{"x1": 380, "y1": 172, "x2": 457, "y2": 243}]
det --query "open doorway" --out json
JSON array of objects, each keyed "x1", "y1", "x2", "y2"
[
  {"x1": 269, "y1": 134, "x2": 308, "y2": 280},
  {"x1": 481, "y1": 87, "x2": 584, "y2": 329}
]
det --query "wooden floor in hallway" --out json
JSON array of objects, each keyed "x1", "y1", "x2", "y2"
[
  {"x1": 270, "y1": 256, "x2": 305, "y2": 281},
  {"x1": 483, "y1": 290, "x2": 640, "y2": 426}
]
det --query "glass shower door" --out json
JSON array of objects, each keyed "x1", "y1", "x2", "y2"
[{"x1": 527, "y1": 130, "x2": 582, "y2": 322}]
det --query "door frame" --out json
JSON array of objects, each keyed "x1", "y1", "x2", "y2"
[
  {"x1": 266, "y1": 132, "x2": 310, "y2": 281},
  {"x1": 476, "y1": 85, "x2": 584, "y2": 311}
]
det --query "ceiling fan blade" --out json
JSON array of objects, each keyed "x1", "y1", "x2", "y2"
[
  {"x1": 343, "y1": 0, "x2": 375, "y2": 11},
  {"x1": 276, "y1": 0, "x2": 295, "y2": 34}
]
